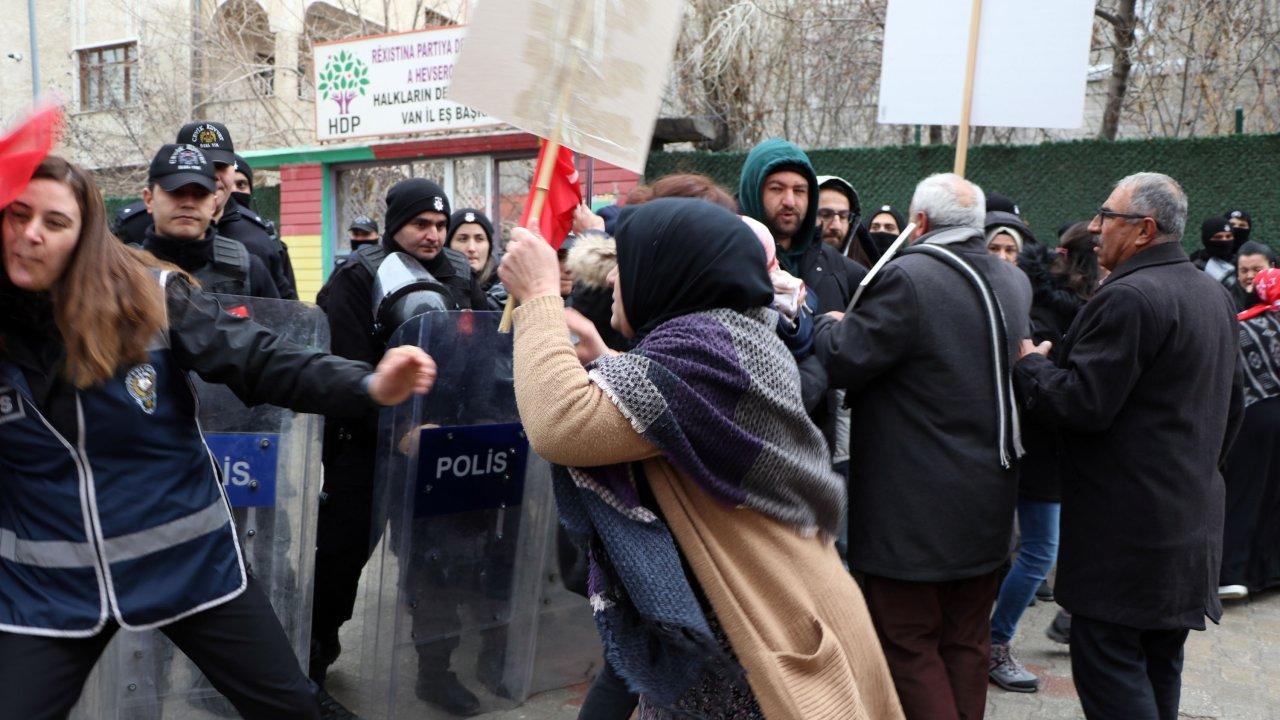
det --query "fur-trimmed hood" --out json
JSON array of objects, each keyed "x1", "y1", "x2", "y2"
[{"x1": 566, "y1": 231, "x2": 617, "y2": 290}]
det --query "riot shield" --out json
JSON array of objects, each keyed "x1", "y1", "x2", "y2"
[
  {"x1": 69, "y1": 295, "x2": 326, "y2": 720},
  {"x1": 360, "y1": 311, "x2": 601, "y2": 719}
]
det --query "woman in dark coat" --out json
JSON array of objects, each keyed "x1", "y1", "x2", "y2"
[
  {"x1": 988, "y1": 222, "x2": 1099, "y2": 692},
  {"x1": 1219, "y1": 267, "x2": 1280, "y2": 599}
]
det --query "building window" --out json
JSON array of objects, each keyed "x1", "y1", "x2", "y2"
[
  {"x1": 78, "y1": 42, "x2": 136, "y2": 110},
  {"x1": 253, "y1": 53, "x2": 276, "y2": 96}
]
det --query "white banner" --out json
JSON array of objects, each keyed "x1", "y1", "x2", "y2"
[
  {"x1": 877, "y1": 0, "x2": 1095, "y2": 129},
  {"x1": 313, "y1": 26, "x2": 497, "y2": 142}
]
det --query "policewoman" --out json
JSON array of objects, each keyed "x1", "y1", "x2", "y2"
[{"x1": 0, "y1": 156, "x2": 436, "y2": 720}]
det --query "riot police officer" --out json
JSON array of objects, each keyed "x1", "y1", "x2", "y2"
[
  {"x1": 114, "y1": 122, "x2": 298, "y2": 300},
  {"x1": 231, "y1": 153, "x2": 256, "y2": 210},
  {"x1": 137, "y1": 145, "x2": 280, "y2": 298},
  {"x1": 311, "y1": 178, "x2": 484, "y2": 715}
]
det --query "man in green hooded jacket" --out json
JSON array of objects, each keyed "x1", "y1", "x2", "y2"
[{"x1": 738, "y1": 138, "x2": 867, "y2": 315}]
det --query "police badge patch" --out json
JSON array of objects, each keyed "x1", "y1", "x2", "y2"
[
  {"x1": 126, "y1": 365, "x2": 159, "y2": 415},
  {"x1": 0, "y1": 386, "x2": 25, "y2": 425}
]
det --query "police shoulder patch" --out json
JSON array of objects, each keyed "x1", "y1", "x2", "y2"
[
  {"x1": 125, "y1": 365, "x2": 159, "y2": 415},
  {"x1": 0, "y1": 386, "x2": 25, "y2": 425}
]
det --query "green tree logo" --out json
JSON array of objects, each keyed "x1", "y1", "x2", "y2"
[{"x1": 318, "y1": 50, "x2": 369, "y2": 115}]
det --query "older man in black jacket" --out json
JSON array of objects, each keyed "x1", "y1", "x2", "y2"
[
  {"x1": 1015, "y1": 172, "x2": 1242, "y2": 720},
  {"x1": 813, "y1": 173, "x2": 1031, "y2": 720}
]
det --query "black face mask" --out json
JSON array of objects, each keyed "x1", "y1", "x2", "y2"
[
  {"x1": 231, "y1": 191, "x2": 253, "y2": 210},
  {"x1": 1231, "y1": 225, "x2": 1251, "y2": 249},
  {"x1": 869, "y1": 231, "x2": 898, "y2": 254},
  {"x1": 1205, "y1": 240, "x2": 1235, "y2": 261}
]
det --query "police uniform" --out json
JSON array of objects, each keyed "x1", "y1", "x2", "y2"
[
  {"x1": 178, "y1": 121, "x2": 299, "y2": 300},
  {"x1": 309, "y1": 180, "x2": 484, "y2": 715},
  {"x1": 135, "y1": 144, "x2": 280, "y2": 299},
  {"x1": 111, "y1": 199, "x2": 150, "y2": 245},
  {"x1": 0, "y1": 269, "x2": 378, "y2": 720}
]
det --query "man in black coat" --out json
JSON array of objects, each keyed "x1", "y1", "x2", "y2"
[
  {"x1": 1015, "y1": 172, "x2": 1243, "y2": 720},
  {"x1": 310, "y1": 178, "x2": 485, "y2": 716},
  {"x1": 813, "y1": 173, "x2": 1031, "y2": 720}
]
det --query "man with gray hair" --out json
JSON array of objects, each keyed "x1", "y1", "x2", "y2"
[
  {"x1": 814, "y1": 173, "x2": 1031, "y2": 720},
  {"x1": 1015, "y1": 172, "x2": 1242, "y2": 720}
]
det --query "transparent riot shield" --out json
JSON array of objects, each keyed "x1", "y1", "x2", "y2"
[
  {"x1": 361, "y1": 311, "x2": 601, "y2": 719},
  {"x1": 69, "y1": 295, "x2": 326, "y2": 720}
]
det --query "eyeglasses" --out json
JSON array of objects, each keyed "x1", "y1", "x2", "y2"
[
  {"x1": 817, "y1": 209, "x2": 853, "y2": 222},
  {"x1": 1096, "y1": 207, "x2": 1168, "y2": 234}
]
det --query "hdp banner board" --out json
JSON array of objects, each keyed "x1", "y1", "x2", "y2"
[
  {"x1": 313, "y1": 25, "x2": 498, "y2": 142},
  {"x1": 877, "y1": 0, "x2": 1096, "y2": 129}
]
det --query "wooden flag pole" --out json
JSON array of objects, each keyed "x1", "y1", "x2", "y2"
[
  {"x1": 954, "y1": 0, "x2": 984, "y2": 178},
  {"x1": 497, "y1": 132, "x2": 561, "y2": 332}
]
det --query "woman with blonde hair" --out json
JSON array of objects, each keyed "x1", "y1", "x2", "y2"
[
  {"x1": 499, "y1": 197, "x2": 903, "y2": 719},
  {"x1": 0, "y1": 156, "x2": 435, "y2": 720}
]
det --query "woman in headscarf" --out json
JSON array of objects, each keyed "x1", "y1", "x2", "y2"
[
  {"x1": 447, "y1": 208, "x2": 506, "y2": 310},
  {"x1": 499, "y1": 198, "x2": 903, "y2": 720},
  {"x1": 1219, "y1": 268, "x2": 1280, "y2": 600}
]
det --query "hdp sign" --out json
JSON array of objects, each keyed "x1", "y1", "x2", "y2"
[
  {"x1": 312, "y1": 26, "x2": 495, "y2": 142},
  {"x1": 414, "y1": 423, "x2": 528, "y2": 518},
  {"x1": 204, "y1": 433, "x2": 279, "y2": 507}
]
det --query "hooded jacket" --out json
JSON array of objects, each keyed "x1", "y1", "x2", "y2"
[{"x1": 739, "y1": 140, "x2": 868, "y2": 449}]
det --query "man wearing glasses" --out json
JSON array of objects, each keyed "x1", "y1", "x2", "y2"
[{"x1": 1015, "y1": 172, "x2": 1242, "y2": 720}]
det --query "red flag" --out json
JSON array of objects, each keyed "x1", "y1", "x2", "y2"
[
  {"x1": 0, "y1": 102, "x2": 63, "y2": 210},
  {"x1": 519, "y1": 143, "x2": 581, "y2": 251}
]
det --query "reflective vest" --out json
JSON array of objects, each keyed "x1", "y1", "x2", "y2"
[{"x1": 0, "y1": 285, "x2": 244, "y2": 636}]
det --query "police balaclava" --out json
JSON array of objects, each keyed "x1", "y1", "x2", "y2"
[
  {"x1": 1201, "y1": 216, "x2": 1235, "y2": 261},
  {"x1": 1226, "y1": 208, "x2": 1252, "y2": 250},
  {"x1": 231, "y1": 153, "x2": 253, "y2": 209},
  {"x1": 383, "y1": 178, "x2": 450, "y2": 252}
]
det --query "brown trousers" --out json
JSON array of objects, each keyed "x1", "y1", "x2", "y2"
[{"x1": 862, "y1": 571, "x2": 1001, "y2": 720}]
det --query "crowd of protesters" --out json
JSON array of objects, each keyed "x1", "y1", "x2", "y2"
[{"x1": 3, "y1": 119, "x2": 1276, "y2": 720}]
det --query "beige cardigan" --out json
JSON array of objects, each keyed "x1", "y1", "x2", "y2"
[{"x1": 513, "y1": 295, "x2": 904, "y2": 720}]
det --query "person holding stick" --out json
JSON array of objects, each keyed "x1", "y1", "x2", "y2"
[
  {"x1": 500, "y1": 198, "x2": 904, "y2": 720},
  {"x1": 812, "y1": 173, "x2": 1031, "y2": 720}
]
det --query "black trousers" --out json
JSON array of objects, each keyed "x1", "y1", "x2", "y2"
[
  {"x1": 0, "y1": 577, "x2": 318, "y2": 720},
  {"x1": 1070, "y1": 614, "x2": 1189, "y2": 720},
  {"x1": 311, "y1": 476, "x2": 376, "y2": 652}
]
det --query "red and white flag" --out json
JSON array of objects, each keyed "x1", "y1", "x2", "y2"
[{"x1": 519, "y1": 142, "x2": 581, "y2": 251}]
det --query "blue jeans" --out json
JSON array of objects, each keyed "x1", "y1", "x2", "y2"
[{"x1": 991, "y1": 500, "x2": 1061, "y2": 645}]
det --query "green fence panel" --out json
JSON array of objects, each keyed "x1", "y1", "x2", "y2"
[{"x1": 646, "y1": 134, "x2": 1280, "y2": 251}]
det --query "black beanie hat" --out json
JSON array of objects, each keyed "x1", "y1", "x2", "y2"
[
  {"x1": 986, "y1": 192, "x2": 1021, "y2": 217},
  {"x1": 447, "y1": 208, "x2": 495, "y2": 246},
  {"x1": 1201, "y1": 216, "x2": 1232, "y2": 244},
  {"x1": 233, "y1": 154, "x2": 253, "y2": 188},
  {"x1": 865, "y1": 204, "x2": 906, "y2": 232},
  {"x1": 384, "y1": 178, "x2": 451, "y2": 244}
]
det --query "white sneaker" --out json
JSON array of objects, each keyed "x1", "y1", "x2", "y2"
[{"x1": 1218, "y1": 584, "x2": 1249, "y2": 600}]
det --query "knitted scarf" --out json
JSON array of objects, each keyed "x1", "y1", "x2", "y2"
[{"x1": 554, "y1": 306, "x2": 843, "y2": 710}]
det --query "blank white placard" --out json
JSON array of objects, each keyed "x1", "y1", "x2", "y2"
[{"x1": 877, "y1": 0, "x2": 1096, "y2": 129}]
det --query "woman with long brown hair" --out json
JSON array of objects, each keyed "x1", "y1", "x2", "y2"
[{"x1": 0, "y1": 156, "x2": 436, "y2": 720}]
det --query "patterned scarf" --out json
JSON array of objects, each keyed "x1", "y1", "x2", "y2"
[{"x1": 554, "y1": 306, "x2": 843, "y2": 709}]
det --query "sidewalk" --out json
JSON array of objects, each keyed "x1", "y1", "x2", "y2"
[{"x1": 329, "y1": 584, "x2": 1280, "y2": 719}]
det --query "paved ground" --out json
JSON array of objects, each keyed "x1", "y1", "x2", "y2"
[{"x1": 327, "y1": 581, "x2": 1280, "y2": 720}]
